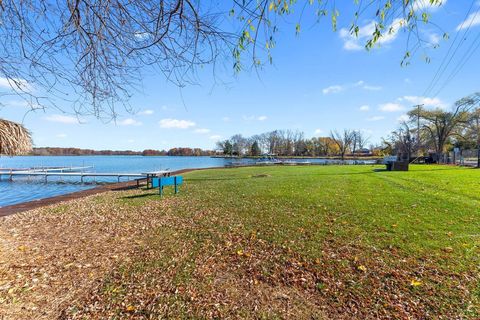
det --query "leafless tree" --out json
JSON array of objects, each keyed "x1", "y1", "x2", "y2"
[
  {"x1": 392, "y1": 122, "x2": 416, "y2": 161},
  {"x1": 408, "y1": 94, "x2": 480, "y2": 162},
  {"x1": 356, "y1": 131, "x2": 370, "y2": 151},
  {"x1": 0, "y1": 0, "x2": 232, "y2": 119},
  {"x1": 330, "y1": 129, "x2": 354, "y2": 161},
  {"x1": 0, "y1": 0, "x2": 446, "y2": 119}
]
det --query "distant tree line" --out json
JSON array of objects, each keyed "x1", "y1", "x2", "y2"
[
  {"x1": 382, "y1": 92, "x2": 480, "y2": 164},
  {"x1": 216, "y1": 130, "x2": 377, "y2": 160},
  {"x1": 31, "y1": 147, "x2": 216, "y2": 157}
]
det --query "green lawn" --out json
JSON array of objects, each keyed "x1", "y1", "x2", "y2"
[{"x1": 67, "y1": 165, "x2": 480, "y2": 318}]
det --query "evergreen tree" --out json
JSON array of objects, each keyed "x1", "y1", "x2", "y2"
[{"x1": 250, "y1": 140, "x2": 261, "y2": 156}]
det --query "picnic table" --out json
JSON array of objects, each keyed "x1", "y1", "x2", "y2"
[
  {"x1": 151, "y1": 176, "x2": 184, "y2": 196},
  {"x1": 141, "y1": 170, "x2": 172, "y2": 188}
]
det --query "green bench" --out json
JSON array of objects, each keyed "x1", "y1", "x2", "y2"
[{"x1": 151, "y1": 176, "x2": 183, "y2": 196}]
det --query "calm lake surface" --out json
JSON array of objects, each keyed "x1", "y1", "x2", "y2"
[{"x1": 0, "y1": 155, "x2": 374, "y2": 207}]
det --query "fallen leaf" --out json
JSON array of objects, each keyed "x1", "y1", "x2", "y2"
[
  {"x1": 410, "y1": 279, "x2": 422, "y2": 287},
  {"x1": 357, "y1": 265, "x2": 367, "y2": 272}
]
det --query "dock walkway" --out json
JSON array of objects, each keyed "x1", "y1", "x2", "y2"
[{"x1": 0, "y1": 169, "x2": 171, "y2": 183}]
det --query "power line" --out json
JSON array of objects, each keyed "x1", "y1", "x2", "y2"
[
  {"x1": 423, "y1": 0, "x2": 477, "y2": 96},
  {"x1": 432, "y1": 30, "x2": 480, "y2": 98}
]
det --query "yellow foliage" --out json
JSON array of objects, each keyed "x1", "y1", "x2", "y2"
[
  {"x1": 357, "y1": 265, "x2": 367, "y2": 272},
  {"x1": 410, "y1": 279, "x2": 422, "y2": 287}
]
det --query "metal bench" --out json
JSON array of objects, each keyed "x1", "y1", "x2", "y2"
[{"x1": 151, "y1": 176, "x2": 183, "y2": 196}]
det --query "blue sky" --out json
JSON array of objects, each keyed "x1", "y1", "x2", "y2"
[{"x1": 1, "y1": 0, "x2": 480, "y2": 151}]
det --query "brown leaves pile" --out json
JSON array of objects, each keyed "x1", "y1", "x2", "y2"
[{"x1": 0, "y1": 190, "x2": 177, "y2": 319}]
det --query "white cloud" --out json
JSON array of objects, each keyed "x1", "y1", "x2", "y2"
[
  {"x1": 339, "y1": 28, "x2": 363, "y2": 51},
  {"x1": 428, "y1": 33, "x2": 441, "y2": 45},
  {"x1": 134, "y1": 31, "x2": 150, "y2": 40},
  {"x1": 367, "y1": 116, "x2": 385, "y2": 121},
  {"x1": 209, "y1": 135, "x2": 222, "y2": 140},
  {"x1": 379, "y1": 103, "x2": 405, "y2": 112},
  {"x1": 159, "y1": 118, "x2": 195, "y2": 129},
  {"x1": 222, "y1": 117, "x2": 230, "y2": 122},
  {"x1": 362, "y1": 85, "x2": 382, "y2": 91},
  {"x1": 44, "y1": 114, "x2": 81, "y2": 124},
  {"x1": 161, "y1": 105, "x2": 175, "y2": 111},
  {"x1": 322, "y1": 85, "x2": 344, "y2": 94},
  {"x1": 397, "y1": 114, "x2": 410, "y2": 122},
  {"x1": 339, "y1": 18, "x2": 406, "y2": 51},
  {"x1": 194, "y1": 128, "x2": 211, "y2": 134},
  {"x1": 354, "y1": 80, "x2": 382, "y2": 90},
  {"x1": 118, "y1": 118, "x2": 142, "y2": 126},
  {"x1": 138, "y1": 109, "x2": 154, "y2": 115},
  {"x1": 324, "y1": 81, "x2": 381, "y2": 94},
  {"x1": 56, "y1": 133, "x2": 67, "y2": 138},
  {"x1": 359, "y1": 105, "x2": 370, "y2": 111},
  {"x1": 456, "y1": 11, "x2": 480, "y2": 31},
  {"x1": 314, "y1": 129, "x2": 324, "y2": 135},
  {"x1": 0, "y1": 78, "x2": 11, "y2": 89},
  {"x1": 353, "y1": 80, "x2": 365, "y2": 87},
  {"x1": 127, "y1": 139, "x2": 135, "y2": 143},
  {"x1": 413, "y1": 0, "x2": 447, "y2": 12},
  {"x1": 401, "y1": 96, "x2": 447, "y2": 109},
  {"x1": 243, "y1": 115, "x2": 268, "y2": 121},
  {"x1": 0, "y1": 77, "x2": 31, "y2": 92}
]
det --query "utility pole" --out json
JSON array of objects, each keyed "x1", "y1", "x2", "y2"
[
  {"x1": 415, "y1": 104, "x2": 424, "y2": 158},
  {"x1": 477, "y1": 114, "x2": 480, "y2": 168}
]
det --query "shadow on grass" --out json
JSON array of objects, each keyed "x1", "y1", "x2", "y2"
[
  {"x1": 185, "y1": 165, "x2": 471, "y2": 182},
  {"x1": 121, "y1": 193, "x2": 159, "y2": 200},
  {"x1": 187, "y1": 171, "x2": 380, "y2": 181},
  {"x1": 373, "y1": 166, "x2": 469, "y2": 174}
]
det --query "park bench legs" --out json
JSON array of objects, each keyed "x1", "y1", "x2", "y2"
[{"x1": 153, "y1": 176, "x2": 183, "y2": 197}]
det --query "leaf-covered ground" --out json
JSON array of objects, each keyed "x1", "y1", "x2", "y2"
[{"x1": 1, "y1": 165, "x2": 480, "y2": 319}]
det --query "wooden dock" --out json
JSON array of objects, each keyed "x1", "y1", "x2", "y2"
[{"x1": 0, "y1": 169, "x2": 171, "y2": 183}]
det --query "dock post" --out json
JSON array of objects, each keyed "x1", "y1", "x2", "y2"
[{"x1": 45, "y1": 175, "x2": 48, "y2": 183}]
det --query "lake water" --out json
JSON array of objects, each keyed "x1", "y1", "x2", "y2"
[{"x1": 0, "y1": 156, "x2": 375, "y2": 207}]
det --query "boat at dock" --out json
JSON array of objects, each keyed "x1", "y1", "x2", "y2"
[{"x1": 256, "y1": 154, "x2": 283, "y2": 165}]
